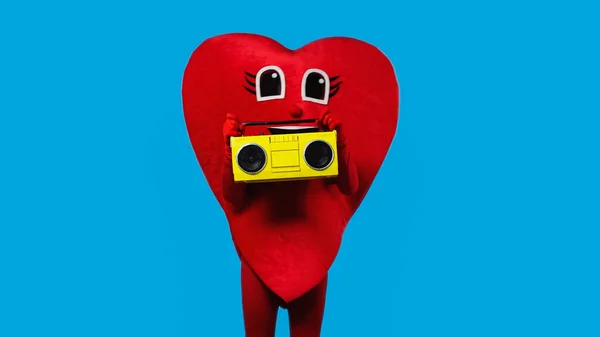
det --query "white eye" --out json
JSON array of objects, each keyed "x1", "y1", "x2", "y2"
[
  {"x1": 301, "y1": 68, "x2": 331, "y2": 105},
  {"x1": 253, "y1": 65, "x2": 286, "y2": 102}
]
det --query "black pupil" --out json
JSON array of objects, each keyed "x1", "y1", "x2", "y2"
[
  {"x1": 305, "y1": 72, "x2": 326, "y2": 100},
  {"x1": 305, "y1": 141, "x2": 333, "y2": 169},
  {"x1": 259, "y1": 70, "x2": 281, "y2": 97},
  {"x1": 238, "y1": 145, "x2": 266, "y2": 173}
]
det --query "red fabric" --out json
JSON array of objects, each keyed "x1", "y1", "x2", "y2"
[
  {"x1": 182, "y1": 33, "x2": 399, "y2": 303},
  {"x1": 241, "y1": 261, "x2": 327, "y2": 337}
]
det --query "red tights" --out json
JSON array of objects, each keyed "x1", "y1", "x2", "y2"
[{"x1": 241, "y1": 262, "x2": 327, "y2": 337}]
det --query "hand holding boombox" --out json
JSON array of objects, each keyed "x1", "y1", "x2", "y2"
[{"x1": 222, "y1": 112, "x2": 343, "y2": 183}]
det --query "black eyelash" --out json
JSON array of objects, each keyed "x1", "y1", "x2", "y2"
[
  {"x1": 329, "y1": 75, "x2": 342, "y2": 98},
  {"x1": 329, "y1": 85, "x2": 341, "y2": 98},
  {"x1": 244, "y1": 71, "x2": 257, "y2": 95}
]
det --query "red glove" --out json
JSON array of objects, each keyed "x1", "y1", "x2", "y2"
[
  {"x1": 316, "y1": 109, "x2": 357, "y2": 195},
  {"x1": 223, "y1": 113, "x2": 246, "y2": 161},
  {"x1": 221, "y1": 114, "x2": 247, "y2": 205},
  {"x1": 316, "y1": 110, "x2": 346, "y2": 148},
  {"x1": 223, "y1": 113, "x2": 245, "y2": 146}
]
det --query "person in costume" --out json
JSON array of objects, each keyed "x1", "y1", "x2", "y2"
[{"x1": 183, "y1": 33, "x2": 399, "y2": 337}]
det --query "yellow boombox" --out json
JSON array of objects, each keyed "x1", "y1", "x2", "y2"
[{"x1": 230, "y1": 119, "x2": 339, "y2": 183}]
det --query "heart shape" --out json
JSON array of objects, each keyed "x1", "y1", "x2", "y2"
[{"x1": 182, "y1": 33, "x2": 399, "y2": 302}]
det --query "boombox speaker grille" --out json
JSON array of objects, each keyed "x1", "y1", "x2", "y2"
[
  {"x1": 304, "y1": 140, "x2": 334, "y2": 170},
  {"x1": 237, "y1": 144, "x2": 267, "y2": 174}
]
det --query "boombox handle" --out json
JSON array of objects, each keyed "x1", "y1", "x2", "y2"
[{"x1": 240, "y1": 119, "x2": 317, "y2": 127}]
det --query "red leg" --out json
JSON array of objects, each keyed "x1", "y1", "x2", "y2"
[
  {"x1": 287, "y1": 275, "x2": 328, "y2": 337},
  {"x1": 241, "y1": 262, "x2": 279, "y2": 337}
]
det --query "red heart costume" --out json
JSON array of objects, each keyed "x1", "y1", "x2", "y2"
[{"x1": 182, "y1": 33, "x2": 399, "y2": 336}]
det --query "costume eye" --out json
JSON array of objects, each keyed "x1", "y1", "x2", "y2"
[
  {"x1": 244, "y1": 65, "x2": 286, "y2": 102},
  {"x1": 259, "y1": 69, "x2": 282, "y2": 97},
  {"x1": 302, "y1": 69, "x2": 341, "y2": 105},
  {"x1": 302, "y1": 69, "x2": 329, "y2": 104}
]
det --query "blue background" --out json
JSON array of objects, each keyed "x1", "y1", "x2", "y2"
[{"x1": 1, "y1": 0, "x2": 598, "y2": 336}]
